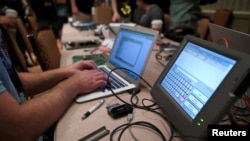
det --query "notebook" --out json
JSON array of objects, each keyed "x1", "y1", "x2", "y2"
[
  {"x1": 150, "y1": 35, "x2": 250, "y2": 140},
  {"x1": 209, "y1": 23, "x2": 250, "y2": 54},
  {"x1": 75, "y1": 25, "x2": 159, "y2": 103}
]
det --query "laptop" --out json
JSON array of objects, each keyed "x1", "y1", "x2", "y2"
[
  {"x1": 75, "y1": 25, "x2": 159, "y2": 103},
  {"x1": 108, "y1": 23, "x2": 137, "y2": 35},
  {"x1": 150, "y1": 35, "x2": 250, "y2": 140},
  {"x1": 209, "y1": 23, "x2": 250, "y2": 54}
]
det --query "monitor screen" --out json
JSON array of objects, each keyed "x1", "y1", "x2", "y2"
[
  {"x1": 160, "y1": 41, "x2": 236, "y2": 119},
  {"x1": 150, "y1": 35, "x2": 250, "y2": 141}
]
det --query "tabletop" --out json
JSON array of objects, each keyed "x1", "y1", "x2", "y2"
[{"x1": 54, "y1": 23, "x2": 181, "y2": 141}]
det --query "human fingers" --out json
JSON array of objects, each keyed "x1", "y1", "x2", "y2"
[
  {"x1": 71, "y1": 70, "x2": 107, "y2": 94},
  {"x1": 9, "y1": 18, "x2": 17, "y2": 26},
  {"x1": 62, "y1": 60, "x2": 98, "y2": 78},
  {"x1": 79, "y1": 60, "x2": 98, "y2": 70}
]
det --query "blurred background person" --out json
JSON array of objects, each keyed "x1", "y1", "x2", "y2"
[
  {"x1": 111, "y1": 0, "x2": 169, "y2": 23},
  {"x1": 164, "y1": 0, "x2": 201, "y2": 42},
  {"x1": 169, "y1": 0, "x2": 201, "y2": 31},
  {"x1": 70, "y1": 0, "x2": 94, "y2": 22},
  {"x1": 53, "y1": 0, "x2": 71, "y2": 39},
  {"x1": 111, "y1": 0, "x2": 137, "y2": 22},
  {"x1": 29, "y1": 0, "x2": 57, "y2": 27},
  {"x1": 135, "y1": 0, "x2": 166, "y2": 33}
]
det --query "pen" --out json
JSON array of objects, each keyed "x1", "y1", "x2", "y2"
[{"x1": 81, "y1": 99, "x2": 105, "y2": 120}]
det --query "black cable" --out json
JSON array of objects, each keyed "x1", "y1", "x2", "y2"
[
  {"x1": 155, "y1": 50, "x2": 167, "y2": 67},
  {"x1": 228, "y1": 111, "x2": 238, "y2": 125},
  {"x1": 106, "y1": 67, "x2": 175, "y2": 139},
  {"x1": 110, "y1": 121, "x2": 167, "y2": 141},
  {"x1": 106, "y1": 24, "x2": 117, "y2": 36},
  {"x1": 106, "y1": 67, "x2": 203, "y2": 141},
  {"x1": 107, "y1": 67, "x2": 154, "y2": 110}
]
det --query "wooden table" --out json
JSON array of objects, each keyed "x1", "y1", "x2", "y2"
[{"x1": 54, "y1": 23, "x2": 181, "y2": 141}]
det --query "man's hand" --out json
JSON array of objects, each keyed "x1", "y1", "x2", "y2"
[
  {"x1": 63, "y1": 60, "x2": 99, "y2": 78},
  {"x1": 0, "y1": 15, "x2": 17, "y2": 27},
  {"x1": 61, "y1": 69, "x2": 107, "y2": 95},
  {"x1": 112, "y1": 12, "x2": 121, "y2": 22}
]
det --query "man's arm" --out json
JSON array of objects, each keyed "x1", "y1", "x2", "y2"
[
  {"x1": 111, "y1": 0, "x2": 120, "y2": 22},
  {"x1": 0, "y1": 68, "x2": 107, "y2": 141},
  {"x1": 70, "y1": 0, "x2": 78, "y2": 15},
  {"x1": 18, "y1": 69, "x2": 71, "y2": 96},
  {"x1": 19, "y1": 60, "x2": 98, "y2": 96},
  {"x1": 0, "y1": 15, "x2": 17, "y2": 27}
]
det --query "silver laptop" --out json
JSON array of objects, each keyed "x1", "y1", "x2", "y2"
[
  {"x1": 209, "y1": 23, "x2": 250, "y2": 54},
  {"x1": 75, "y1": 25, "x2": 159, "y2": 103}
]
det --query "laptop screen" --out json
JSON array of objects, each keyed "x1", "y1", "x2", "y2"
[
  {"x1": 109, "y1": 27, "x2": 156, "y2": 80},
  {"x1": 160, "y1": 41, "x2": 237, "y2": 119}
]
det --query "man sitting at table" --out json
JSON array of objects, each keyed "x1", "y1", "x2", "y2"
[
  {"x1": 134, "y1": 0, "x2": 166, "y2": 33},
  {"x1": 0, "y1": 24, "x2": 107, "y2": 141}
]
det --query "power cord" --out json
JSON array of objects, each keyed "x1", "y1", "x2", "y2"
[
  {"x1": 110, "y1": 121, "x2": 166, "y2": 141},
  {"x1": 127, "y1": 113, "x2": 138, "y2": 141},
  {"x1": 106, "y1": 67, "x2": 174, "y2": 140},
  {"x1": 106, "y1": 67, "x2": 206, "y2": 141},
  {"x1": 155, "y1": 44, "x2": 174, "y2": 67}
]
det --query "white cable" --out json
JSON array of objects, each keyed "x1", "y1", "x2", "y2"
[{"x1": 127, "y1": 113, "x2": 139, "y2": 141}]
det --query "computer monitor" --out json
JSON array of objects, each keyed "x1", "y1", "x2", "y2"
[{"x1": 150, "y1": 35, "x2": 250, "y2": 141}]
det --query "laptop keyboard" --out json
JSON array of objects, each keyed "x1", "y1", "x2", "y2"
[{"x1": 99, "y1": 67, "x2": 128, "y2": 91}]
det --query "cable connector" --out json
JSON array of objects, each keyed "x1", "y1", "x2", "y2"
[{"x1": 127, "y1": 113, "x2": 134, "y2": 122}]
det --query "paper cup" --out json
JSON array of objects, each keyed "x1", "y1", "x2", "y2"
[
  {"x1": 5, "y1": 9, "x2": 18, "y2": 18},
  {"x1": 151, "y1": 19, "x2": 163, "y2": 32}
]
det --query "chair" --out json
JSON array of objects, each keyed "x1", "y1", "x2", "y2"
[
  {"x1": 26, "y1": 15, "x2": 38, "y2": 33},
  {"x1": 28, "y1": 27, "x2": 61, "y2": 71},
  {"x1": 213, "y1": 9, "x2": 233, "y2": 27},
  {"x1": 196, "y1": 17, "x2": 211, "y2": 39},
  {"x1": 1, "y1": 26, "x2": 42, "y2": 73},
  {"x1": 163, "y1": 14, "x2": 171, "y2": 31},
  {"x1": 16, "y1": 18, "x2": 37, "y2": 65},
  {"x1": 207, "y1": 9, "x2": 233, "y2": 41}
]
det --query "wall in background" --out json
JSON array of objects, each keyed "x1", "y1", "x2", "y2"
[{"x1": 201, "y1": 0, "x2": 250, "y2": 34}]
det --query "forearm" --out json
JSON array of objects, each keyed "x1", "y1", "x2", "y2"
[
  {"x1": 111, "y1": 0, "x2": 118, "y2": 13},
  {"x1": 70, "y1": 0, "x2": 77, "y2": 8},
  {"x1": 18, "y1": 68, "x2": 72, "y2": 96},
  {"x1": 0, "y1": 79, "x2": 79, "y2": 141}
]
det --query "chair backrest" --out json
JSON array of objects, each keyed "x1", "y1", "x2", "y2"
[
  {"x1": 213, "y1": 9, "x2": 233, "y2": 27},
  {"x1": 16, "y1": 18, "x2": 37, "y2": 65},
  {"x1": 26, "y1": 15, "x2": 38, "y2": 33},
  {"x1": 28, "y1": 27, "x2": 61, "y2": 71},
  {"x1": 196, "y1": 17, "x2": 211, "y2": 39},
  {"x1": 163, "y1": 14, "x2": 171, "y2": 31},
  {"x1": 206, "y1": 9, "x2": 233, "y2": 41},
  {"x1": 1, "y1": 26, "x2": 28, "y2": 72}
]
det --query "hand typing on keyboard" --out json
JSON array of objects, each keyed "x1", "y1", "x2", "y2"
[{"x1": 98, "y1": 67, "x2": 128, "y2": 92}]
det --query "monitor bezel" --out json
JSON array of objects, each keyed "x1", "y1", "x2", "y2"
[{"x1": 150, "y1": 35, "x2": 250, "y2": 140}]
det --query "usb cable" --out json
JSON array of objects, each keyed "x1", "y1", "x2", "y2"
[{"x1": 127, "y1": 113, "x2": 139, "y2": 141}]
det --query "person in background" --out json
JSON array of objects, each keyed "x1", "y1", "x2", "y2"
[
  {"x1": 111, "y1": 0, "x2": 137, "y2": 22},
  {"x1": 164, "y1": 0, "x2": 201, "y2": 42},
  {"x1": 53, "y1": 0, "x2": 71, "y2": 39},
  {"x1": 169, "y1": 0, "x2": 201, "y2": 31},
  {"x1": 29, "y1": 0, "x2": 58, "y2": 27},
  {"x1": 135, "y1": 0, "x2": 166, "y2": 33},
  {"x1": 0, "y1": 24, "x2": 108, "y2": 141},
  {"x1": 0, "y1": 15, "x2": 17, "y2": 27},
  {"x1": 0, "y1": 0, "x2": 36, "y2": 67},
  {"x1": 70, "y1": 0, "x2": 94, "y2": 22},
  {"x1": 111, "y1": 0, "x2": 169, "y2": 23}
]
